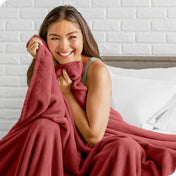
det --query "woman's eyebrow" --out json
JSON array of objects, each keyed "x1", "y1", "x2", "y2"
[{"x1": 48, "y1": 31, "x2": 78, "y2": 37}]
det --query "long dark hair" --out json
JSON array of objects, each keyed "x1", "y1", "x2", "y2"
[{"x1": 27, "y1": 5, "x2": 101, "y2": 86}]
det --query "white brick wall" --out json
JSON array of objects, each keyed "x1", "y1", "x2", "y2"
[{"x1": 1, "y1": 0, "x2": 176, "y2": 139}]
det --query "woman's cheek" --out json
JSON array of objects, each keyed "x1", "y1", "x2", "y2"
[
  {"x1": 48, "y1": 41, "x2": 58, "y2": 52},
  {"x1": 72, "y1": 40, "x2": 83, "y2": 51}
]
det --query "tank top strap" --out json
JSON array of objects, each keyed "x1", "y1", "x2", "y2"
[{"x1": 81, "y1": 57, "x2": 100, "y2": 85}]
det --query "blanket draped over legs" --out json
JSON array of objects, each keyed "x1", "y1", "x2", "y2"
[{"x1": 0, "y1": 35, "x2": 176, "y2": 176}]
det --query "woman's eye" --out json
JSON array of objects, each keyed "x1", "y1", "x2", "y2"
[
  {"x1": 69, "y1": 36, "x2": 77, "y2": 39},
  {"x1": 51, "y1": 38, "x2": 59, "y2": 40}
]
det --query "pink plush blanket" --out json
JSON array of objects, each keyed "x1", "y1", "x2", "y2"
[{"x1": 0, "y1": 35, "x2": 176, "y2": 176}]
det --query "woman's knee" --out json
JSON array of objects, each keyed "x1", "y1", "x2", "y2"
[
  {"x1": 118, "y1": 137, "x2": 141, "y2": 150},
  {"x1": 30, "y1": 118, "x2": 60, "y2": 138},
  {"x1": 108, "y1": 137, "x2": 143, "y2": 156}
]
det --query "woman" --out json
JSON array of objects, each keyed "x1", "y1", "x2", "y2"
[
  {"x1": 27, "y1": 5, "x2": 111, "y2": 146},
  {"x1": 1, "y1": 5, "x2": 176, "y2": 176}
]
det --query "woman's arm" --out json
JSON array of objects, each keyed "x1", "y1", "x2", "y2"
[{"x1": 58, "y1": 61, "x2": 111, "y2": 146}]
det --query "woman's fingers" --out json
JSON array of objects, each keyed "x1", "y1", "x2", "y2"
[
  {"x1": 27, "y1": 43, "x2": 39, "y2": 58},
  {"x1": 63, "y1": 69, "x2": 72, "y2": 84},
  {"x1": 29, "y1": 37, "x2": 43, "y2": 46},
  {"x1": 27, "y1": 37, "x2": 43, "y2": 58}
]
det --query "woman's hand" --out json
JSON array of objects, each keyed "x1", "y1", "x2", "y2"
[
  {"x1": 27, "y1": 37, "x2": 43, "y2": 58},
  {"x1": 57, "y1": 69, "x2": 72, "y2": 95}
]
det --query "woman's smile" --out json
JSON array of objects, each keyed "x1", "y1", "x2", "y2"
[{"x1": 57, "y1": 51, "x2": 73, "y2": 59}]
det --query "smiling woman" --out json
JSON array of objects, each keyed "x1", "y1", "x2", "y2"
[
  {"x1": 27, "y1": 5, "x2": 111, "y2": 150},
  {"x1": 46, "y1": 20, "x2": 84, "y2": 65}
]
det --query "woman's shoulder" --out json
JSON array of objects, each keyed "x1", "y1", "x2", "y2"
[
  {"x1": 87, "y1": 57, "x2": 108, "y2": 75},
  {"x1": 86, "y1": 58, "x2": 111, "y2": 86}
]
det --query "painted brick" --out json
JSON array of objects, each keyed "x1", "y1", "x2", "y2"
[
  {"x1": 93, "y1": 20, "x2": 120, "y2": 31},
  {"x1": 0, "y1": 20, "x2": 5, "y2": 29},
  {"x1": 6, "y1": 109, "x2": 21, "y2": 120},
  {"x1": 0, "y1": 31, "x2": 20, "y2": 42},
  {"x1": 0, "y1": 77, "x2": 19, "y2": 86},
  {"x1": 152, "y1": 20, "x2": 176, "y2": 31},
  {"x1": 19, "y1": 76, "x2": 28, "y2": 87},
  {"x1": 153, "y1": 45, "x2": 176, "y2": 55},
  {"x1": 92, "y1": 32, "x2": 106, "y2": 42},
  {"x1": 20, "y1": 53, "x2": 33, "y2": 64},
  {"x1": 6, "y1": 42, "x2": 27, "y2": 53},
  {"x1": 0, "y1": 54, "x2": 20, "y2": 64},
  {"x1": 20, "y1": 31, "x2": 38, "y2": 42},
  {"x1": 122, "y1": 44, "x2": 151, "y2": 55},
  {"x1": 79, "y1": 8, "x2": 105, "y2": 19},
  {"x1": 7, "y1": 0, "x2": 34, "y2": 8},
  {"x1": 107, "y1": 8, "x2": 135, "y2": 19},
  {"x1": 107, "y1": 32, "x2": 134, "y2": 43},
  {"x1": 35, "y1": 20, "x2": 43, "y2": 31},
  {"x1": 63, "y1": 0, "x2": 91, "y2": 8},
  {"x1": 167, "y1": 33, "x2": 176, "y2": 43},
  {"x1": 20, "y1": 8, "x2": 48, "y2": 19},
  {"x1": 92, "y1": 0, "x2": 120, "y2": 7},
  {"x1": 0, "y1": 66, "x2": 4, "y2": 76},
  {"x1": 0, "y1": 99, "x2": 22, "y2": 108},
  {"x1": 168, "y1": 8, "x2": 176, "y2": 18},
  {"x1": 122, "y1": 0, "x2": 150, "y2": 7},
  {"x1": 20, "y1": 52, "x2": 33, "y2": 65},
  {"x1": 152, "y1": 0, "x2": 176, "y2": 7},
  {"x1": 137, "y1": 8, "x2": 166, "y2": 19},
  {"x1": 35, "y1": 0, "x2": 62, "y2": 8},
  {"x1": 0, "y1": 88, "x2": 5, "y2": 98},
  {"x1": 0, "y1": 120, "x2": 16, "y2": 130},
  {"x1": 122, "y1": 20, "x2": 150, "y2": 31},
  {"x1": 6, "y1": 65, "x2": 28, "y2": 76},
  {"x1": 0, "y1": 109, "x2": 6, "y2": 119},
  {"x1": 6, "y1": 20, "x2": 34, "y2": 31},
  {"x1": 136, "y1": 32, "x2": 165, "y2": 43},
  {"x1": 5, "y1": 87, "x2": 27, "y2": 98},
  {"x1": 0, "y1": 8, "x2": 19, "y2": 18},
  {"x1": 98, "y1": 43, "x2": 121, "y2": 55},
  {"x1": 0, "y1": 43, "x2": 5, "y2": 52}
]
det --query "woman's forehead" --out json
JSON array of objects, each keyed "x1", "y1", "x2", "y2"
[{"x1": 47, "y1": 20, "x2": 81, "y2": 34}]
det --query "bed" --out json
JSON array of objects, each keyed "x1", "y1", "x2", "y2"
[{"x1": 102, "y1": 56, "x2": 176, "y2": 135}]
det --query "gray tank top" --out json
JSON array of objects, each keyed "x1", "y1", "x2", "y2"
[{"x1": 81, "y1": 57, "x2": 100, "y2": 85}]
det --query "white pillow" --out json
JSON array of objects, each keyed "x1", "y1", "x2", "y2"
[
  {"x1": 106, "y1": 65, "x2": 176, "y2": 81},
  {"x1": 110, "y1": 74, "x2": 176, "y2": 128},
  {"x1": 151, "y1": 97, "x2": 176, "y2": 132}
]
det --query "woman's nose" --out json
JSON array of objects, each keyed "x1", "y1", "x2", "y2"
[{"x1": 59, "y1": 39, "x2": 68, "y2": 50}]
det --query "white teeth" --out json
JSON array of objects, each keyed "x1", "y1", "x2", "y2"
[{"x1": 59, "y1": 51, "x2": 72, "y2": 56}]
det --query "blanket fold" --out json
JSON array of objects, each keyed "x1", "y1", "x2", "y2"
[{"x1": 0, "y1": 35, "x2": 176, "y2": 176}]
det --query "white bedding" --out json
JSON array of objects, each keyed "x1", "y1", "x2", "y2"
[{"x1": 106, "y1": 64, "x2": 176, "y2": 135}]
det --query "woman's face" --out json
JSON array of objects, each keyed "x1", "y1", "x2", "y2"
[{"x1": 47, "y1": 19, "x2": 84, "y2": 65}]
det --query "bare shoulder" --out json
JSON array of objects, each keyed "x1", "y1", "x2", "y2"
[
  {"x1": 86, "y1": 60, "x2": 111, "y2": 88},
  {"x1": 88, "y1": 60, "x2": 109, "y2": 77}
]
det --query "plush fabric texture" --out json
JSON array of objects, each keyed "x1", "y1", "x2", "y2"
[{"x1": 0, "y1": 35, "x2": 176, "y2": 176}]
